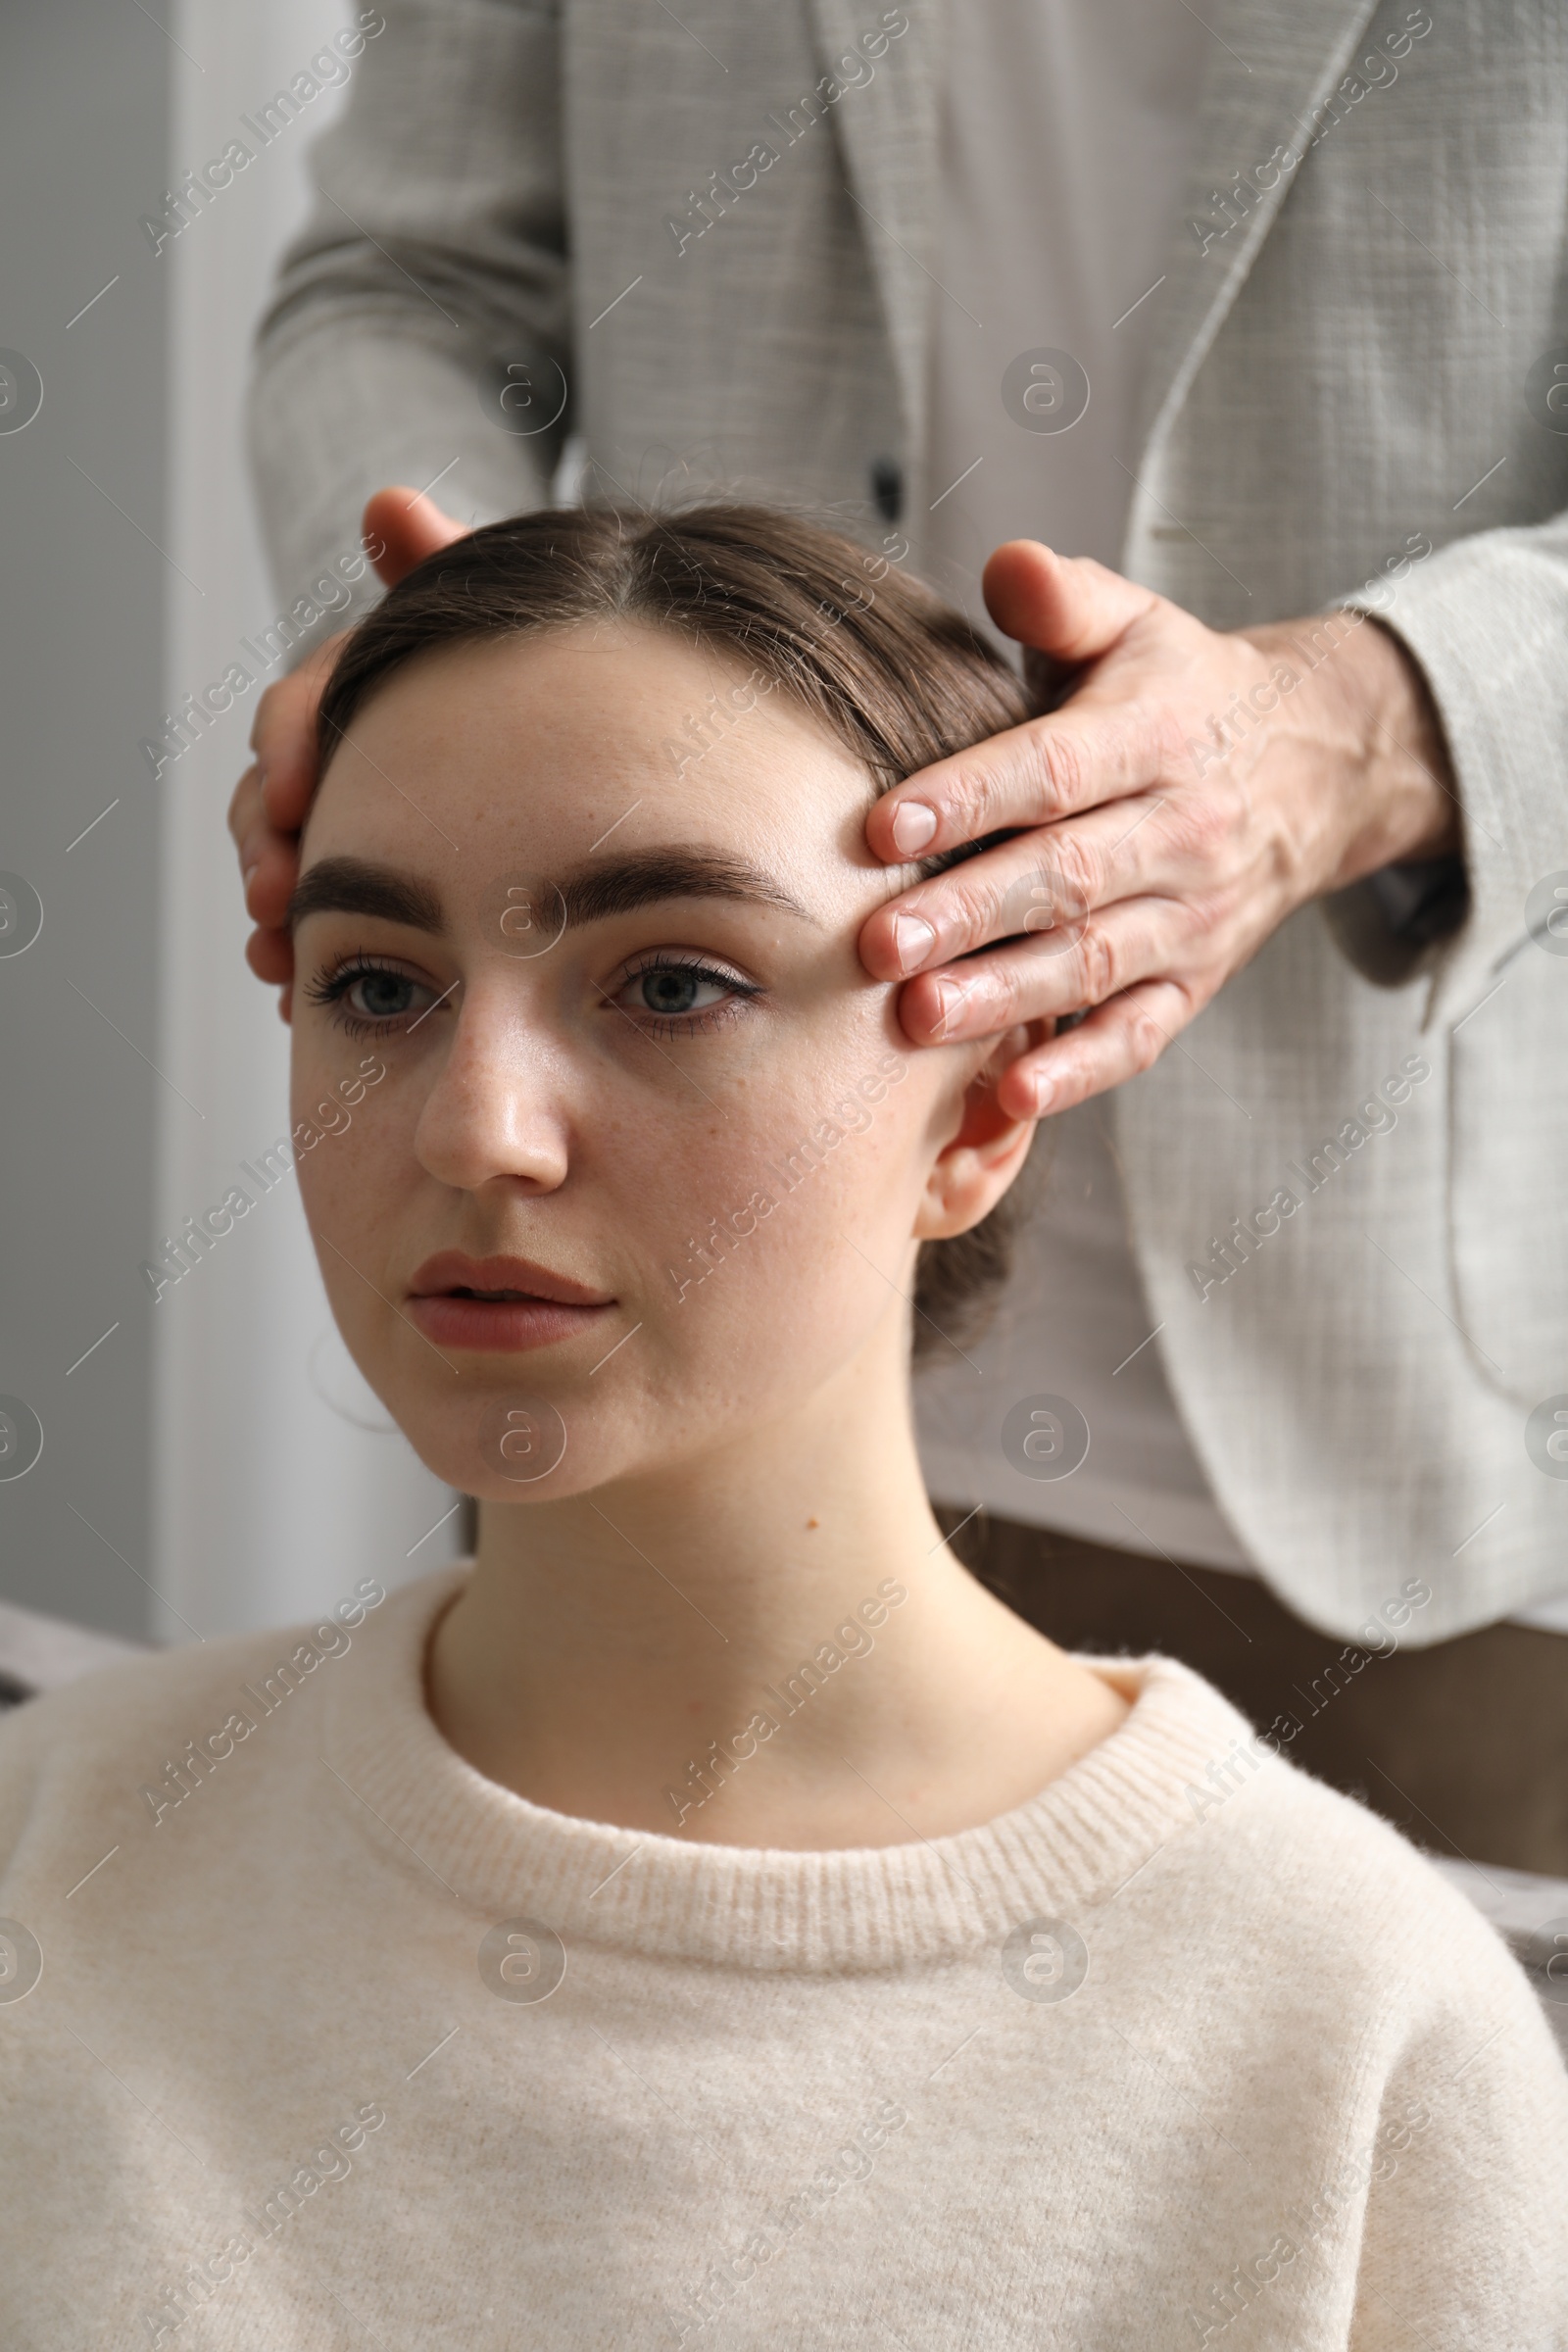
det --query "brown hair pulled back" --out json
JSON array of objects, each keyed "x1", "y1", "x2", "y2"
[{"x1": 317, "y1": 503, "x2": 1035, "y2": 1356}]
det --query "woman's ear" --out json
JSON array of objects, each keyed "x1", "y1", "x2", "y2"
[{"x1": 913, "y1": 1021, "x2": 1047, "y2": 1241}]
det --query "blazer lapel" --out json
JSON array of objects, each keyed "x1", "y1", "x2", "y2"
[
  {"x1": 806, "y1": 0, "x2": 940, "y2": 470},
  {"x1": 1131, "y1": 0, "x2": 1381, "y2": 475}
]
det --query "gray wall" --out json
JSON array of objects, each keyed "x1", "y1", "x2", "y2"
[
  {"x1": 0, "y1": 2, "x2": 172, "y2": 1638},
  {"x1": 1, "y1": 1, "x2": 455, "y2": 1645}
]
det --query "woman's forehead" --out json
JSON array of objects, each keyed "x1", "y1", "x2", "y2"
[{"x1": 309, "y1": 622, "x2": 885, "y2": 889}]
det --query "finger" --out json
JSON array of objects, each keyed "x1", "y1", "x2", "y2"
[
  {"x1": 895, "y1": 893, "x2": 1200, "y2": 1046},
  {"x1": 991, "y1": 979, "x2": 1195, "y2": 1120},
  {"x1": 227, "y1": 762, "x2": 265, "y2": 853},
  {"x1": 244, "y1": 923, "x2": 296, "y2": 989},
  {"x1": 362, "y1": 486, "x2": 469, "y2": 587},
  {"x1": 860, "y1": 790, "x2": 1182, "y2": 979},
  {"x1": 864, "y1": 695, "x2": 1177, "y2": 870},
  {"x1": 231, "y1": 764, "x2": 282, "y2": 911},
  {"x1": 240, "y1": 825, "x2": 304, "y2": 932},
  {"x1": 982, "y1": 539, "x2": 1158, "y2": 664},
  {"x1": 248, "y1": 632, "x2": 349, "y2": 821},
  {"x1": 231, "y1": 760, "x2": 307, "y2": 950},
  {"x1": 231, "y1": 771, "x2": 295, "y2": 875}
]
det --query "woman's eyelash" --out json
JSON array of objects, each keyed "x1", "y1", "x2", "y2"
[
  {"x1": 303, "y1": 951, "x2": 763, "y2": 1042},
  {"x1": 620, "y1": 954, "x2": 758, "y2": 992},
  {"x1": 304, "y1": 952, "x2": 402, "y2": 1006},
  {"x1": 617, "y1": 955, "x2": 763, "y2": 1037},
  {"x1": 304, "y1": 954, "x2": 433, "y2": 1035}
]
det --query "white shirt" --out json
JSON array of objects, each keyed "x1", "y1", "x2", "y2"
[{"x1": 911, "y1": 0, "x2": 1250, "y2": 1569}]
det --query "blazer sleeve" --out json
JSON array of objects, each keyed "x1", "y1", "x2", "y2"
[
  {"x1": 246, "y1": 0, "x2": 569, "y2": 656},
  {"x1": 1326, "y1": 509, "x2": 1568, "y2": 1009}
]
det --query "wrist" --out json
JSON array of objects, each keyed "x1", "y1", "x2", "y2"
[
  {"x1": 1248, "y1": 611, "x2": 1461, "y2": 886},
  {"x1": 1347, "y1": 614, "x2": 1460, "y2": 871}
]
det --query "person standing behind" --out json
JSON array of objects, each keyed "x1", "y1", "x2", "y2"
[{"x1": 229, "y1": 0, "x2": 1568, "y2": 1868}]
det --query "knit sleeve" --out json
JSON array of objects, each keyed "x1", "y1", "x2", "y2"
[{"x1": 1346, "y1": 1940, "x2": 1568, "y2": 2349}]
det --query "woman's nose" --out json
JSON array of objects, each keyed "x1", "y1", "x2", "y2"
[{"x1": 413, "y1": 986, "x2": 571, "y2": 1195}]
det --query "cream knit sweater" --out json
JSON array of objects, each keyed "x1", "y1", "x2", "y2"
[{"x1": 0, "y1": 1565, "x2": 1563, "y2": 2350}]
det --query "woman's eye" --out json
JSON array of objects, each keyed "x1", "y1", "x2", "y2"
[
  {"x1": 305, "y1": 959, "x2": 441, "y2": 1032},
  {"x1": 627, "y1": 966, "x2": 730, "y2": 1017},
  {"x1": 612, "y1": 959, "x2": 757, "y2": 1032},
  {"x1": 346, "y1": 969, "x2": 422, "y2": 1021}
]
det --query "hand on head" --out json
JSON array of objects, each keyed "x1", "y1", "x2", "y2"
[
  {"x1": 227, "y1": 487, "x2": 467, "y2": 1000},
  {"x1": 859, "y1": 537, "x2": 1457, "y2": 1123},
  {"x1": 233, "y1": 500, "x2": 1452, "y2": 1112}
]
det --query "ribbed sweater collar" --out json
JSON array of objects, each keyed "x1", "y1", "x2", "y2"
[{"x1": 322, "y1": 1565, "x2": 1250, "y2": 1974}]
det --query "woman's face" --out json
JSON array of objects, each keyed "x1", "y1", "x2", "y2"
[{"x1": 291, "y1": 621, "x2": 1011, "y2": 1501}]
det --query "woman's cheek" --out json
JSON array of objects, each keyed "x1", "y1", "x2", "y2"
[
  {"x1": 296, "y1": 1100, "x2": 417, "y2": 1398},
  {"x1": 291, "y1": 1050, "x2": 398, "y2": 1237},
  {"x1": 647, "y1": 1091, "x2": 918, "y2": 1374}
]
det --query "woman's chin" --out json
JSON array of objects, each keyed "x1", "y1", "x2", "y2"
[{"x1": 386, "y1": 1387, "x2": 631, "y2": 1506}]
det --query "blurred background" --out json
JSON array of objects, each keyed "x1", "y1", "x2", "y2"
[{"x1": 0, "y1": 0, "x2": 453, "y2": 1644}]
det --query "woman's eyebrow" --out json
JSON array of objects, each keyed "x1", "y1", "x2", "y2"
[
  {"x1": 557, "y1": 848, "x2": 816, "y2": 928},
  {"x1": 289, "y1": 848, "x2": 817, "y2": 933},
  {"x1": 288, "y1": 858, "x2": 445, "y2": 934}
]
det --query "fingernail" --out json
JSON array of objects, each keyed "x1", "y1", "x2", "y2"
[
  {"x1": 1033, "y1": 1073, "x2": 1055, "y2": 1112},
  {"x1": 892, "y1": 912, "x2": 936, "y2": 974},
  {"x1": 928, "y1": 977, "x2": 966, "y2": 1038},
  {"x1": 242, "y1": 859, "x2": 260, "y2": 890},
  {"x1": 890, "y1": 801, "x2": 938, "y2": 855}
]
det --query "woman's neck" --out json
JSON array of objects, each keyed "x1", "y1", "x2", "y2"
[{"x1": 425, "y1": 1334, "x2": 1130, "y2": 1847}]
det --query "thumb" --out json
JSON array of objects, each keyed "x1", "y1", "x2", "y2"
[
  {"x1": 981, "y1": 539, "x2": 1158, "y2": 665},
  {"x1": 361, "y1": 486, "x2": 470, "y2": 589}
]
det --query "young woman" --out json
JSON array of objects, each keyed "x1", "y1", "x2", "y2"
[{"x1": 2, "y1": 510, "x2": 1563, "y2": 2349}]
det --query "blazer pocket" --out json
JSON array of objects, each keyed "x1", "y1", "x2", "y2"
[{"x1": 1447, "y1": 939, "x2": 1568, "y2": 1403}]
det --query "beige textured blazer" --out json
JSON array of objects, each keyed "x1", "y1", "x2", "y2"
[{"x1": 248, "y1": 0, "x2": 1568, "y2": 1640}]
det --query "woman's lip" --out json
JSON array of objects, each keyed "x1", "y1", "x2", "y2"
[
  {"x1": 405, "y1": 1295, "x2": 612, "y2": 1354},
  {"x1": 407, "y1": 1250, "x2": 612, "y2": 1308}
]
